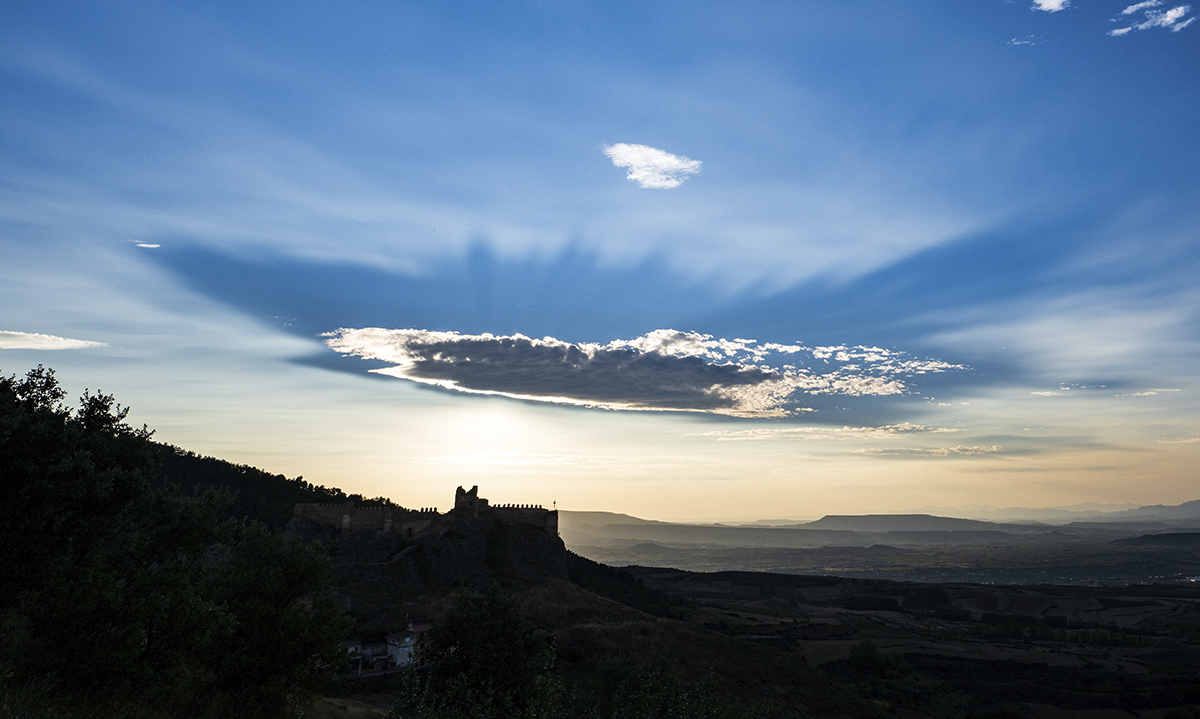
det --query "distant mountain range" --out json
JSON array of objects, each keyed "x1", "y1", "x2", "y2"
[
  {"x1": 563, "y1": 498, "x2": 1200, "y2": 533},
  {"x1": 904, "y1": 500, "x2": 1200, "y2": 524},
  {"x1": 557, "y1": 498, "x2": 1200, "y2": 562},
  {"x1": 800, "y1": 514, "x2": 1012, "y2": 533}
]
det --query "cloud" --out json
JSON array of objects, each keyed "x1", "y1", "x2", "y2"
[
  {"x1": 1158, "y1": 437, "x2": 1200, "y2": 444},
  {"x1": 413, "y1": 453, "x2": 703, "y2": 470},
  {"x1": 325, "y1": 328, "x2": 967, "y2": 418},
  {"x1": 1032, "y1": 0, "x2": 1070, "y2": 11},
  {"x1": 1118, "y1": 388, "x2": 1181, "y2": 397},
  {"x1": 1122, "y1": 0, "x2": 1163, "y2": 14},
  {"x1": 0, "y1": 330, "x2": 107, "y2": 350},
  {"x1": 693, "y1": 423, "x2": 962, "y2": 441},
  {"x1": 602, "y1": 143, "x2": 702, "y2": 189},
  {"x1": 854, "y1": 445, "x2": 1004, "y2": 457},
  {"x1": 136, "y1": 243, "x2": 161, "y2": 249},
  {"x1": 1109, "y1": 3, "x2": 1194, "y2": 34},
  {"x1": 1031, "y1": 383, "x2": 1111, "y2": 397},
  {"x1": 1008, "y1": 35, "x2": 1047, "y2": 45}
]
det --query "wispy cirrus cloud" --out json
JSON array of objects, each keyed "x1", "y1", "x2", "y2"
[
  {"x1": 854, "y1": 445, "x2": 1004, "y2": 457},
  {"x1": 1031, "y1": 382, "x2": 1114, "y2": 397},
  {"x1": 413, "y1": 453, "x2": 704, "y2": 470},
  {"x1": 1109, "y1": 1, "x2": 1195, "y2": 34},
  {"x1": 325, "y1": 328, "x2": 966, "y2": 418},
  {"x1": 1118, "y1": 388, "x2": 1181, "y2": 397},
  {"x1": 692, "y1": 423, "x2": 961, "y2": 442},
  {"x1": 602, "y1": 143, "x2": 701, "y2": 189},
  {"x1": 1122, "y1": 0, "x2": 1166, "y2": 13},
  {"x1": 0, "y1": 330, "x2": 107, "y2": 350},
  {"x1": 1008, "y1": 34, "x2": 1048, "y2": 45}
]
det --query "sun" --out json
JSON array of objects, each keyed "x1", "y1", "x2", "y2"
[{"x1": 432, "y1": 401, "x2": 538, "y2": 457}]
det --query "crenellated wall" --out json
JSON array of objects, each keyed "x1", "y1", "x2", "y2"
[
  {"x1": 295, "y1": 488, "x2": 556, "y2": 536},
  {"x1": 492, "y1": 504, "x2": 558, "y2": 534},
  {"x1": 293, "y1": 501, "x2": 439, "y2": 533}
]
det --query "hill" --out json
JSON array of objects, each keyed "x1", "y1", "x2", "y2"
[
  {"x1": 8, "y1": 366, "x2": 1200, "y2": 719},
  {"x1": 800, "y1": 513, "x2": 1017, "y2": 532},
  {"x1": 1, "y1": 366, "x2": 350, "y2": 719},
  {"x1": 1114, "y1": 531, "x2": 1200, "y2": 546},
  {"x1": 155, "y1": 444, "x2": 383, "y2": 528},
  {"x1": 1115, "y1": 499, "x2": 1200, "y2": 521},
  {"x1": 619, "y1": 565, "x2": 1200, "y2": 717}
]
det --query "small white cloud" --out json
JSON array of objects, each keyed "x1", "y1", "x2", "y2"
[
  {"x1": 1122, "y1": 0, "x2": 1163, "y2": 14},
  {"x1": 1032, "y1": 0, "x2": 1070, "y2": 11},
  {"x1": 1031, "y1": 391, "x2": 1061, "y2": 396},
  {"x1": 1008, "y1": 34, "x2": 1046, "y2": 45},
  {"x1": 1158, "y1": 437, "x2": 1200, "y2": 444},
  {"x1": 602, "y1": 143, "x2": 702, "y2": 189},
  {"x1": 0, "y1": 330, "x2": 107, "y2": 350},
  {"x1": 136, "y1": 243, "x2": 161, "y2": 248},
  {"x1": 1109, "y1": 3, "x2": 1194, "y2": 34}
]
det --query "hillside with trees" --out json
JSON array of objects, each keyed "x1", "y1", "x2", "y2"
[
  {"x1": 0, "y1": 366, "x2": 350, "y2": 718},
  {"x1": 6, "y1": 365, "x2": 1200, "y2": 719}
]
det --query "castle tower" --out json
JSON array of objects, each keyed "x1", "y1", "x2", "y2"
[{"x1": 454, "y1": 485, "x2": 488, "y2": 516}]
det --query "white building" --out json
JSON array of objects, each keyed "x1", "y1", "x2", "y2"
[{"x1": 386, "y1": 629, "x2": 417, "y2": 667}]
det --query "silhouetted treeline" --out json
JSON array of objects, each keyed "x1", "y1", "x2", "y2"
[{"x1": 156, "y1": 445, "x2": 391, "y2": 529}]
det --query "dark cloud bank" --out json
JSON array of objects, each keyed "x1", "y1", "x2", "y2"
[{"x1": 326, "y1": 328, "x2": 964, "y2": 418}]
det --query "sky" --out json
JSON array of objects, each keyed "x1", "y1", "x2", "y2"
[{"x1": 2, "y1": 0, "x2": 1198, "y2": 521}]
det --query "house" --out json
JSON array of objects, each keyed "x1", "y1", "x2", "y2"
[
  {"x1": 386, "y1": 629, "x2": 417, "y2": 667},
  {"x1": 340, "y1": 638, "x2": 394, "y2": 674},
  {"x1": 385, "y1": 621, "x2": 432, "y2": 669}
]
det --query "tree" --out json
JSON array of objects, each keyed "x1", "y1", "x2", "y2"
[
  {"x1": 389, "y1": 589, "x2": 566, "y2": 719},
  {"x1": 0, "y1": 366, "x2": 349, "y2": 718},
  {"x1": 200, "y1": 521, "x2": 351, "y2": 715},
  {"x1": 386, "y1": 589, "x2": 746, "y2": 719}
]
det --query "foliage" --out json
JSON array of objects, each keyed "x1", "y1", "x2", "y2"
[
  {"x1": 192, "y1": 521, "x2": 353, "y2": 716},
  {"x1": 0, "y1": 366, "x2": 351, "y2": 718},
  {"x1": 389, "y1": 587, "x2": 795, "y2": 719},
  {"x1": 390, "y1": 589, "x2": 563, "y2": 719},
  {"x1": 846, "y1": 594, "x2": 900, "y2": 611},
  {"x1": 848, "y1": 639, "x2": 905, "y2": 678},
  {"x1": 156, "y1": 445, "x2": 390, "y2": 530},
  {"x1": 565, "y1": 551, "x2": 686, "y2": 619},
  {"x1": 575, "y1": 661, "x2": 728, "y2": 719}
]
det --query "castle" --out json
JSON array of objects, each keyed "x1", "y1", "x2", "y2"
[{"x1": 293, "y1": 485, "x2": 558, "y2": 537}]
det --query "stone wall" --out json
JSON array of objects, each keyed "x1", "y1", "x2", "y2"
[
  {"x1": 493, "y1": 504, "x2": 558, "y2": 534},
  {"x1": 295, "y1": 487, "x2": 557, "y2": 536},
  {"x1": 293, "y1": 502, "x2": 439, "y2": 533}
]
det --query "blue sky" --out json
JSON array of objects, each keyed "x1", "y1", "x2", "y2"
[{"x1": 2, "y1": 0, "x2": 1198, "y2": 519}]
